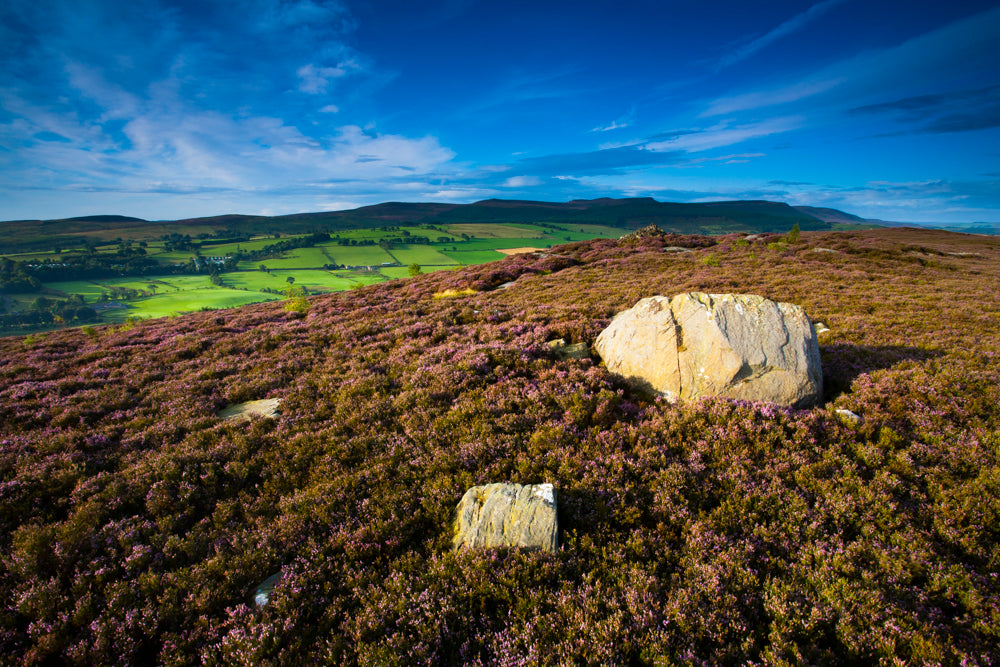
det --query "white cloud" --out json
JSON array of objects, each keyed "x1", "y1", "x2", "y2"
[
  {"x1": 591, "y1": 120, "x2": 630, "y2": 132},
  {"x1": 297, "y1": 62, "x2": 356, "y2": 94},
  {"x1": 644, "y1": 118, "x2": 801, "y2": 153},
  {"x1": 319, "y1": 104, "x2": 340, "y2": 113},
  {"x1": 503, "y1": 175, "x2": 542, "y2": 187},
  {"x1": 701, "y1": 79, "x2": 843, "y2": 117},
  {"x1": 717, "y1": 0, "x2": 848, "y2": 68},
  {"x1": 1, "y1": 80, "x2": 457, "y2": 203}
]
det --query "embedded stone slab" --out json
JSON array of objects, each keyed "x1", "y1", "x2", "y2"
[
  {"x1": 594, "y1": 293, "x2": 822, "y2": 407},
  {"x1": 547, "y1": 339, "x2": 591, "y2": 360},
  {"x1": 217, "y1": 398, "x2": 281, "y2": 421},
  {"x1": 453, "y1": 483, "x2": 558, "y2": 553}
]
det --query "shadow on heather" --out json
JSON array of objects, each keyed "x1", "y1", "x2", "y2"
[{"x1": 819, "y1": 343, "x2": 943, "y2": 401}]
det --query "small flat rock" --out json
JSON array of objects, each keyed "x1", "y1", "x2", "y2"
[
  {"x1": 218, "y1": 398, "x2": 281, "y2": 421},
  {"x1": 814, "y1": 322, "x2": 831, "y2": 334},
  {"x1": 836, "y1": 408, "x2": 862, "y2": 424},
  {"x1": 547, "y1": 338, "x2": 567, "y2": 350},
  {"x1": 663, "y1": 246, "x2": 694, "y2": 253},
  {"x1": 252, "y1": 571, "x2": 282, "y2": 607},
  {"x1": 812, "y1": 247, "x2": 839, "y2": 253},
  {"x1": 556, "y1": 342, "x2": 590, "y2": 360},
  {"x1": 547, "y1": 339, "x2": 590, "y2": 360},
  {"x1": 453, "y1": 483, "x2": 558, "y2": 553}
]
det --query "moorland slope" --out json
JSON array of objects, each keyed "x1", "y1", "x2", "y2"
[{"x1": 1, "y1": 228, "x2": 998, "y2": 664}]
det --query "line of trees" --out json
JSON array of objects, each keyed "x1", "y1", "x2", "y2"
[{"x1": 0, "y1": 294, "x2": 98, "y2": 331}]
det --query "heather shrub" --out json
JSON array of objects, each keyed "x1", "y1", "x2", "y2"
[{"x1": 1, "y1": 229, "x2": 999, "y2": 664}]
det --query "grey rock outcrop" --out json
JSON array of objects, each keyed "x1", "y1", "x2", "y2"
[
  {"x1": 453, "y1": 483, "x2": 558, "y2": 553},
  {"x1": 594, "y1": 293, "x2": 822, "y2": 407},
  {"x1": 620, "y1": 224, "x2": 668, "y2": 241}
]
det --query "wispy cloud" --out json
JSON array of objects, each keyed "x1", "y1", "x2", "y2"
[
  {"x1": 591, "y1": 108, "x2": 636, "y2": 133},
  {"x1": 701, "y1": 79, "x2": 843, "y2": 117},
  {"x1": 510, "y1": 145, "x2": 681, "y2": 176},
  {"x1": 851, "y1": 84, "x2": 1000, "y2": 134},
  {"x1": 457, "y1": 66, "x2": 587, "y2": 118},
  {"x1": 717, "y1": 0, "x2": 849, "y2": 69},
  {"x1": 703, "y1": 5, "x2": 1000, "y2": 118},
  {"x1": 645, "y1": 118, "x2": 802, "y2": 153}
]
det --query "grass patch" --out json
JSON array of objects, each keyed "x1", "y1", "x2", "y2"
[
  {"x1": 441, "y1": 249, "x2": 506, "y2": 265},
  {"x1": 323, "y1": 245, "x2": 396, "y2": 266},
  {"x1": 244, "y1": 247, "x2": 331, "y2": 270},
  {"x1": 443, "y1": 223, "x2": 547, "y2": 239},
  {"x1": 380, "y1": 265, "x2": 455, "y2": 280},
  {"x1": 432, "y1": 288, "x2": 479, "y2": 299},
  {"x1": 547, "y1": 223, "x2": 624, "y2": 240},
  {"x1": 199, "y1": 237, "x2": 302, "y2": 256},
  {"x1": 387, "y1": 245, "x2": 458, "y2": 266},
  {"x1": 265, "y1": 269, "x2": 385, "y2": 292},
  {"x1": 111, "y1": 290, "x2": 281, "y2": 319}
]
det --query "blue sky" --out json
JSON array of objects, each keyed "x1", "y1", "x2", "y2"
[{"x1": 1, "y1": 0, "x2": 998, "y2": 223}]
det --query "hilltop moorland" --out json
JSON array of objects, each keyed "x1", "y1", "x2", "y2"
[{"x1": 1, "y1": 226, "x2": 998, "y2": 664}]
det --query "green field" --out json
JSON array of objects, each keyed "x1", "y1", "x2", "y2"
[
  {"x1": 243, "y1": 247, "x2": 332, "y2": 270},
  {"x1": 387, "y1": 245, "x2": 458, "y2": 266},
  {"x1": 441, "y1": 237, "x2": 551, "y2": 252},
  {"x1": 548, "y1": 223, "x2": 624, "y2": 240},
  {"x1": 263, "y1": 269, "x2": 385, "y2": 292},
  {"x1": 47, "y1": 277, "x2": 202, "y2": 297},
  {"x1": 113, "y1": 290, "x2": 282, "y2": 319},
  {"x1": 380, "y1": 265, "x2": 456, "y2": 280},
  {"x1": 323, "y1": 245, "x2": 396, "y2": 266},
  {"x1": 443, "y1": 223, "x2": 546, "y2": 239},
  {"x1": 198, "y1": 237, "x2": 299, "y2": 256},
  {"x1": 442, "y1": 249, "x2": 506, "y2": 264}
]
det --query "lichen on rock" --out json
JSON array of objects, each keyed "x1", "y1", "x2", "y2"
[{"x1": 453, "y1": 483, "x2": 558, "y2": 553}]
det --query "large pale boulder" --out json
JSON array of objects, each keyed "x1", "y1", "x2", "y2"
[
  {"x1": 453, "y1": 483, "x2": 558, "y2": 553},
  {"x1": 594, "y1": 293, "x2": 822, "y2": 407}
]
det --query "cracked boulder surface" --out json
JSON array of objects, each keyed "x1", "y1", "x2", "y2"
[
  {"x1": 453, "y1": 483, "x2": 558, "y2": 552},
  {"x1": 594, "y1": 293, "x2": 822, "y2": 407}
]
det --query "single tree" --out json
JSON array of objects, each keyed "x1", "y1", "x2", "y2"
[
  {"x1": 786, "y1": 223, "x2": 801, "y2": 244},
  {"x1": 408, "y1": 263, "x2": 422, "y2": 277},
  {"x1": 286, "y1": 276, "x2": 295, "y2": 285}
]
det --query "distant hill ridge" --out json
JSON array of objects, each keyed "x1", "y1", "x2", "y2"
[
  {"x1": 164, "y1": 197, "x2": 844, "y2": 233},
  {"x1": 0, "y1": 197, "x2": 874, "y2": 253}
]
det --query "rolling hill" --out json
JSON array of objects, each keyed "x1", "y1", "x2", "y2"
[{"x1": 0, "y1": 198, "x2": 862, "y2": 253}]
